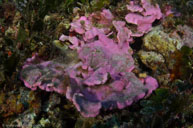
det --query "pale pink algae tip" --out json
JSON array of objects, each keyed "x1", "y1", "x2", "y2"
[{"x1": 125, "y1": 0, "x2": 162, "y2": 33}]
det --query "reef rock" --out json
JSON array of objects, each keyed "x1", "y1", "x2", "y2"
[
  {"x1": 143, "y1": 26, "x2": 183, "y2": 57},
  {"x1": 138, "y1": 51, "x2": 165, "y2": 70}
]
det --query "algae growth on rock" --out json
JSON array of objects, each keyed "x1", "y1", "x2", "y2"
[{"x1": 0, "y1": 0, "x2": 193, "y2": 127}]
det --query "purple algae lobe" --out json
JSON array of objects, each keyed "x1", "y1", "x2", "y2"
[{"x1": 20, "y1": 55, "x2": 68, "y2": 94}]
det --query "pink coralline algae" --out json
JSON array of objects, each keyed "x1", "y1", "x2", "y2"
[
  {"x1": 125, "y1": 0, "x2": 162, "y2": 34},
  {"x1": 65, "y1": 35, "x2": 158, "y2": 117},
  {"x1": 20, "y1": 54, "x2": 67, "y2": 94},
  {"x1": 173, "y1": 25, "x2": 193, "y2": 48},
  {"x1": 20, "y1": 0, "x2": 162, "y2": 117}
]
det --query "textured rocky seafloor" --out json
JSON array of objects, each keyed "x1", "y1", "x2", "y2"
[{"x1": 0, "y1": 0, "x2": 193, "y2": 127}]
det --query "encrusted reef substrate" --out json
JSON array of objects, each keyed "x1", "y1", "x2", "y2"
[{"x1": 20, "y1": 0, "x2": 164, "y2": 117}]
